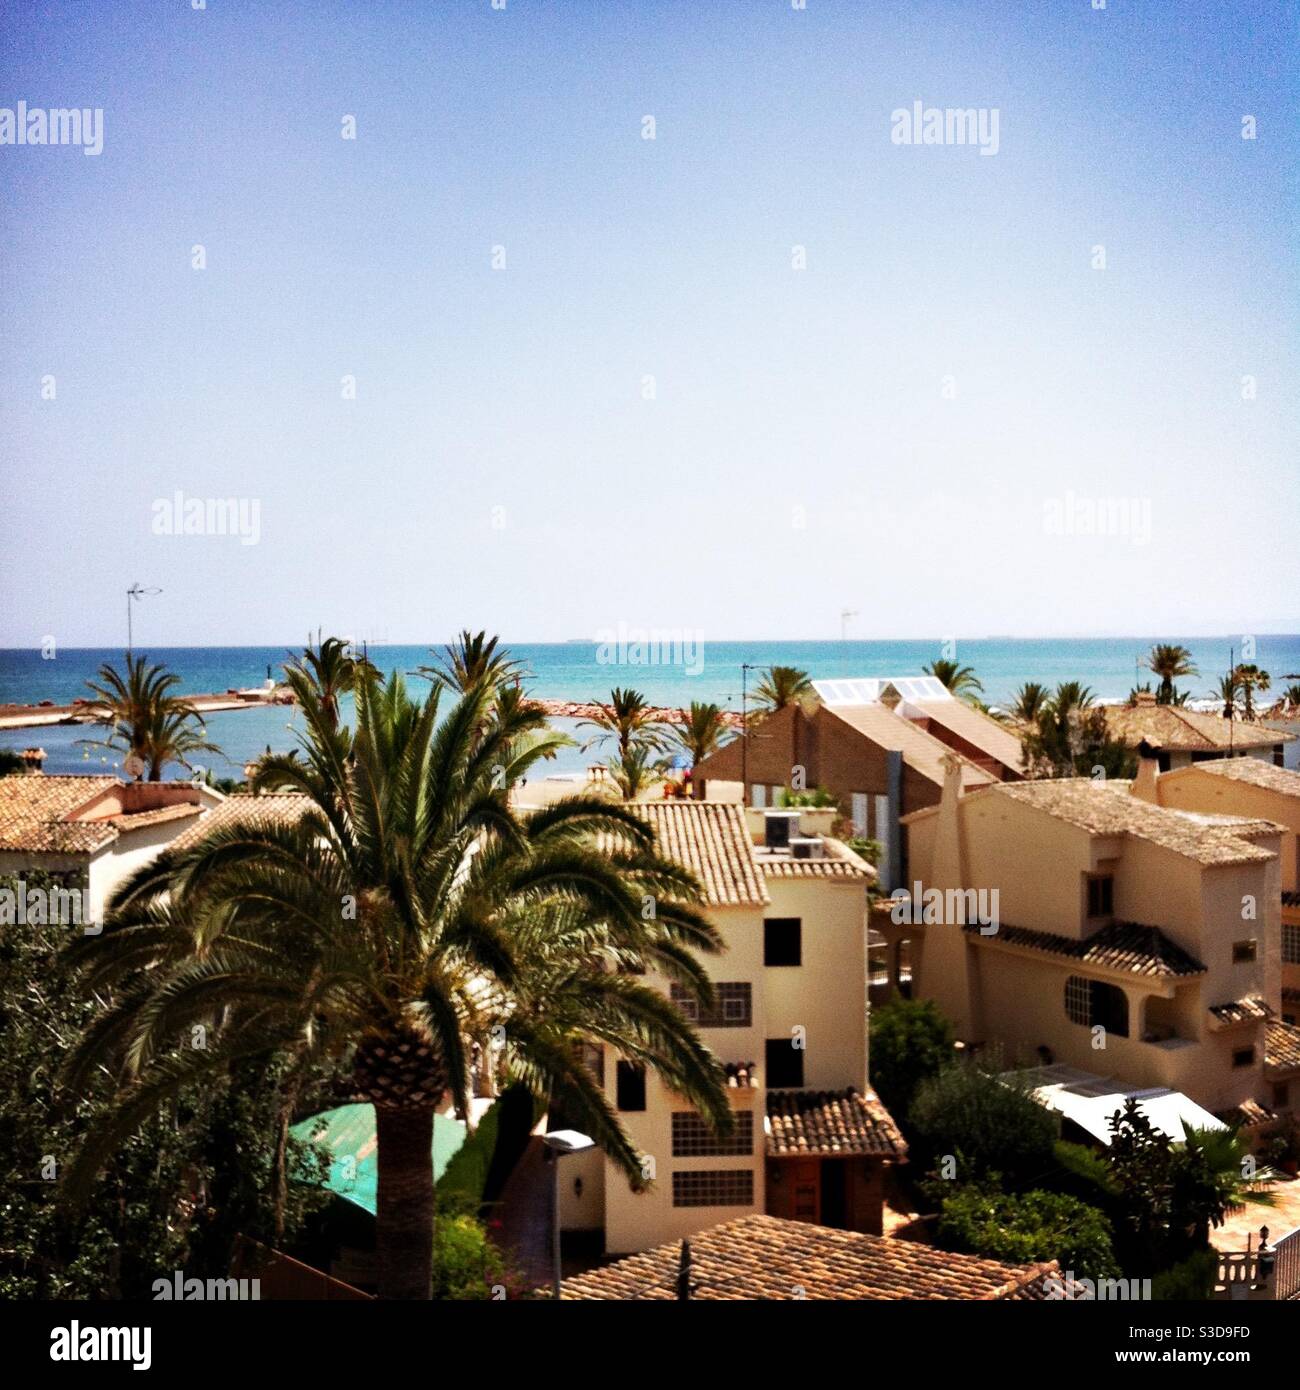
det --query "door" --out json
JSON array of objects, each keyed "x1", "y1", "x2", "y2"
[{"x1": 790, "y1": 1160, "x2": 820, "y2": 1224}]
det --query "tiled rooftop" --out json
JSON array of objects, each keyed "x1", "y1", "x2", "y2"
[
  {"x1": 630, "y1": 802, "x2": 770, "y2": 907},
  {"x1": 987, "y1": 778, "x2": 1279, "y2": 866},
  {"x1": 1103, "y1": 704, "x2": 1293, "y2": 753},
  {"x1": 824, "y1": 704, "x2": 996, "y2": 791},
  {"x1": 1177, "y1": 758, "x2": 1300, "y2": 796},
  {"x1": 0, "y1": 775, "x2": 190, "y2": 854},
  {"x1": 167, "y1": 792, "x2": 310, "y2": 853},
  {"x1": 558, "y1": 1214, "x2": 1058, "y2": 1300},
  {"x1": 967, "y1": 918, "x2": 1206, "y2": 978},
  {"x1": 1265, "y1": 1020, "x2": 1300, "y2": 1075},
  {"x1": 765, "y1": 1087, "x2": 906, "y2": 1159},
  {"x1": 1208, "y1": 996, "x2": 1272, "y2": 1026}
]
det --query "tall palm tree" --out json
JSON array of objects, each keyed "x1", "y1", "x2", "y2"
[
  {"x1": 81, "y1": 653, "x2": 220, "y2": 780},
  {"x1": 579, "y1": 687, "x2": 669, "y2": 758},
  {"x1": 1145, "y1": 644, "x2": 1198, "y2": 705},
  {"x1": 284, "y1": 636, "x2": 375, "y2": 731},
  {"x1": 1233, "y1": 664, "x2": 1270, "y2": 720},
  {"x1": 750, "y1": 666, "x2": 812, "y2": 717},
  {"x1": 1009, "y1": 682, "x2": 1050, "y2": 724},
  {"x1": 1213, "y1": 673, "x2": 1241, "y2": 720},
  {"x1": 607, "y1": 744, "x2": 668, "y2": 800},
  {"x1": 59, "y1": 648, "x2": 730, "y2": 1300},
  {"x1": 671, "y1": 701, "x2": 730, "y2": 769},
  {"x1": 422, "y1": 630, "x2": 523, "y2": 696},
  {"x1": 922, "y1": 658, "x2": 983, "y2": 701},
  {"x1": 1282, "y1": 683, "x2": 1300, "y2": 713}
]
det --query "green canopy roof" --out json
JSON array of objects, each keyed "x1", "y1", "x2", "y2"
[{"x1": 291, "y1": 1103, "x2": 468, "y2": 1217}]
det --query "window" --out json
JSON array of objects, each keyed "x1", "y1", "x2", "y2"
[
  {"x1": 1232, "y1": 1047, "x2": 1256, "y2": 1070},
  {"x1": 764, "y1": 918, "x2": 802, "y2": 966},
  {"x1": 751, "y1": 784, "x2": 766, "y2": 808},
  {"x1": 670, "y1": 982, "x2": 752, "y2": 1028},
  {"x1": 671, "y1": 1111, "x2": 754, "y2": 1157},
  {"x1": 615, "y1": 1060, "x2": 646, "y2": 1111},
  {"x1": 671, "y1": 1169, "x2": 754, "y2": 1208},
  {"x1": 1232, "y1": 940, "x2": 1258, "y2": 964},
  {"x1": 765, "y1": 1037, "x2": 804, "y2": 1088},
  {"x1": 1086, "y1": 875, "x2": 1114, "y2": 918},
  {"x1": 1283, "y1": 924, "x2": 1300, "y2": 966},
  {"x1": 1064, "y1": 975, "x2": 1129, "y2": 1038},
  {"x1": 1272, "y1": 1082, "x2": 1290, "y2": 1109},
  {"x1": 851, "y1": 792, "x2": 868, "y2": 837}
]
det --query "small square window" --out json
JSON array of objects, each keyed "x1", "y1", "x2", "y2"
[
  {"x1": 616, "y1": 1060, "x2": 646, "y2": 1111},
  {"x1": 1232, "y1": 940, "x2": 1257, "y2": 964},
  {"x1": 764, "y1": 918, "x2": 802, "y2": 966},
  {"x1": 1232, "y1": 1047, "x2": 1256, "y2": 1070},
  {"x1": 1272, "y1": 1082, "x2": 1290, "y2": 1109}
]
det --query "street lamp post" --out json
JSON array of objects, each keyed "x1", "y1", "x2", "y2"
[{"x1": 542, "y1": 1129, "x2": 595, "y2": 1300}]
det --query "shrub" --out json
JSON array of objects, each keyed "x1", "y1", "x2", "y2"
[
  {"x1": 908, "y1": 1063, "x2": 1057, "y2": 1188},
  {"x1": 936, "y1": 1186, "x2": 1119, "y2": 1280},
  {"x1": 1151, "y1": 1249, "x2": 1216, "y2": 1301},
  {"x1": 868, "y1": 996, "x2": 954, "y2": 1117},
  {"x1": 432, "y1": 1212, "x2": 507, "y2": 1300}
]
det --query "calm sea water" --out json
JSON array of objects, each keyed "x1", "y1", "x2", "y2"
[{"x1": 3, "y1": 637, "x2": 1298, "y2": 780}]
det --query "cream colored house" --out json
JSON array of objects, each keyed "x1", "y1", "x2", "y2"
[
  {"x1": 1102, "y1": 695, "x2": 1294, "y2": 771},
  {"x1": 1132, "y1": 755, "x2": 1300, "y2": 1043},
  {"x1": 561, "y1": 800, "x2": 905, "y2": 1256},
  {"x1": 899, "y1": 759, "x2": 1300, "y2": 1125},
  {"x1": 0, "y1": 773, "x2": 222, "y2": 925}
]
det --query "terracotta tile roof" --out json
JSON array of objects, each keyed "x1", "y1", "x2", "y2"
[
  {"x1": 966, "y1": 918, "x2": 1206, "y2": 978},
  {"x1": 631, "y1": 801, "x2": 769, "y2": 907},
  {"x1": 765, "y1": 1087, "x2": 906, "y2": 1159},
  {"x1": 558, "y1": 1214, "x2": 1058, "y2": 1300},
  {"x1": 824, "y1": 705, "x2": 996, "y2": 791},
  {"x1": 1220, "y1": 1098, "x2": 1277, "y2": 1127},
  {"x1": 1103, "y1": 704, "x2": 1293, "y2": 753},
  {"x1": 1208, "y1": 996, "x2": 1273, "y2": 1026},
  {"x1": 987, "y1": 779, "x2": 1278, "y2": 866},
  {"x1": 1282, "y1": 891, "x2": 1300, "y2": 910},
  {"x1": 910, "y1": 697, "x2": 1027, "y2": 776},
  {"x1": 755, "y1": 839, "x2": 875, "y2": 882},
  {"x1": 1265, "y1": 1020, "x2": 1300, "y2": 1075},
  {"x1": 0, "y1": 775, "x2": 126, "y2": 854},
  {"x1": 166, "y1": 792, "x2": 311, "y2": 853},
  {"x1": 107, "y1": 803, "x2": 202, "y2": 834},
  {"x1": 1178, "y1": 758, "x2": 1300, "y2": 796}
]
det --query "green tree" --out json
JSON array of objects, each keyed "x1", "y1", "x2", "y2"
[
  {"x1": 923, "y1": 658, "x2": 983, "y2": 700},
  {"x1": 670, "y1": 701, "x2": 730, "y2": 770},
  {"x1": 908, "y1": 1063, "x2": 1058, "y2": 1189},
  {"x1": 1021, "y1": 682, "x2": 1134, "y2": 780},
  {"x1": 81, "y1": 653, "x2": 220, "y2": 780},
  {"x1": 1232, "y1": 664, "x2": 1270, "y2": 720},
  {"x1": 1009, "y1": 682, "x2": 1050, "y2": 724},
  {"x1": 1145, "y1": 644, "x2": 1198, "y2": 705},
  {"x1": 579, "y1": 687, "x2": 669, "y2": 758},
  {"x1": 749, "y1": 665, "x2": 812, "y2": 717},
  {"x1": 422, "y1": 630, "x2": 523, "y2": 697},
  {"x1": 936, "y1": 1186, "x2": 1119, "y2": 1280},
  {"x1": 868, "y1": 996, "x2": 954, "y2": 1118},
  {"x1": 1213, "y1": 673, "x2": 1241, "y2": 719},
  {"x1": 61, "y1": 644, "x2": 730, "y2": 1300}
]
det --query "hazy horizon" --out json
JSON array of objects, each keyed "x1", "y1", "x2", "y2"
[{"x1": 3, "y1": 0, "x2": 1296, "y2": 647}]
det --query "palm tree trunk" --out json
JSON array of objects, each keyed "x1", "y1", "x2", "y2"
[{"x1": 374, "y1": 1104, "x2": 436, "y2": 1299}]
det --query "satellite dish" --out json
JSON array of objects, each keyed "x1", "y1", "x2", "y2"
[{"x1": 123, "y1": 753, "x2": 146, "y2": 779}]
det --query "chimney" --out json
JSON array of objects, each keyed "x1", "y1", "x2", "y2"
[
  {"x1": 21, "y1": 747, "x2": 46, "y2": 774},
  {"x1": 1130, "y1": 739, "x2": 1161, "y2": 803},
  {"x1": 929, "y1": 752, "x2": 968, "y2": 892}
]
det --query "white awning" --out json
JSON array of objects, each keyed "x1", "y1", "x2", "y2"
[{"x1": 1001, "y1": 1064, "x2": 1226, "y2": 1145}]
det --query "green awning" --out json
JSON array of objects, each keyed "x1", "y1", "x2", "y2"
[{"x1": 291, "y1": 1103, "x2": 467, "y2": 1217}]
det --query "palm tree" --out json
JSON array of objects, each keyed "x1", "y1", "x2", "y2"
[
  {"x1": 670, "y1": 702, "x2": 730, "y2": 770},
  {"x1": 1213, "y1": 673, "x2": 1242, "y2": 720},
  {"x1": 922, "y1": 658, "x2": 983, "y2": 700},
  {"x1": 422, "y1": 630, "x2": 522, "y2": 696},
  {"x1": 1283, "y1": 683, "x2": 1300, "y2": 713},
  {"x1": 607, "y1": 744, "x2": 667, "y2": 800},
  {"x1": 80, "y1": 653, "x2": 220, "y2": 780},
  {"x1": 750, "y1": 666, "x2": 812, "y2": 717},
  {"x1": 1145, "y1": 644, "x2": 1198, "y2": 705},
  {"x1": 284, "y1": 636, "x2": 374, "y2": 731},
  {"x1": 1009, "y1": 682, "x2": 1050, "y2": 724},
  {"x1": 59, "y1": 646, "x2": 731, "y2": 1300},
  {"x1": 579, "y1": 687, "x2": 669, "y2": 758},
  {"x1": 1233, "y1": 664, "x2": 1270, "y2": 720}
]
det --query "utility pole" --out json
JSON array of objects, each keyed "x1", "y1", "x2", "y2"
[{"x1": 741, "y1": 662, "x2": 760, "y2": 795}]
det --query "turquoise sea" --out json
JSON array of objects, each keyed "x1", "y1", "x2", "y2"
[{"x1": 3, "y1": 637, "x2": 1298, "y2": 780}]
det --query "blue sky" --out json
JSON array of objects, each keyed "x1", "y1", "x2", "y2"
[{"x1": 1, "y1": 0, "x2": 1296, "y2": 646}]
